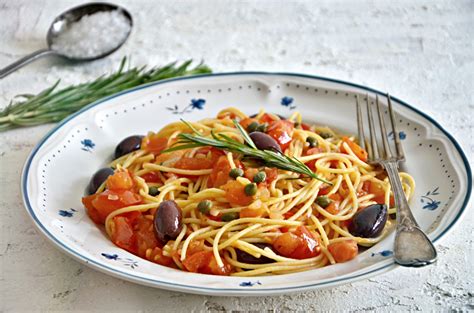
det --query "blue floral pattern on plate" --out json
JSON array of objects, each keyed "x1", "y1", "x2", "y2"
[
  {"x1": 371, "y1": 250, "x2": 393, "y2": 257},
  {"x1": 239, "y1": 281, "x2": 262, "y2": 287},
  {"x1": 280, "y1": 96, "x2": 296, "y2": 110},
  {"x1": 167, "y1": 98, "x2": 206, "y2": 114},
  {"x1": 421, "y1": 187, "x2": 441, "y2": 210},
  {"x1": 81, "y1": 139, "x2": 95, "y2": 152},
  {"x1": 58, "y1": 208, "x2": 76, "y2": 217},
  {"x1": 101, "y1": 253, "x2": 139, "y2": 269},
  {"x1": 388, "y1": 131, "x2": 406, "y2": 140}
]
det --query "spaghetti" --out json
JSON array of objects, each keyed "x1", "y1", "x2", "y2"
[{"x1": 82, "y1": 107, "x2": 415, "y2": 276}]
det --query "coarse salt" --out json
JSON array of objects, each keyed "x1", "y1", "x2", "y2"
[{"x1": 51, "y1": 10, "x2": 131, "y2": 59}]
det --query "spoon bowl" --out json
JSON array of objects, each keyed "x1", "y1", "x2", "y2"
[
  {"x1": 0, "y1": 2, "x2": 133, "y2": 79},
  {"x1": 47, "y1": 2, "x2": 133, "y2": 61}
]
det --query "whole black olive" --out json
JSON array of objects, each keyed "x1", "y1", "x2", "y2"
[
  {"x1": 249, "y1": 132, "x2": 282, "y2": 153},
  {"x1": 114, "y1": 135, "x2": 144, "y2": 159},
  {"x1": 154, "y1": 200, "x2": 183, "y2": 244},
  {"x1": 87, "y1": 167, "x2": 114, "y2": 195},
  {"x1": 349, "y1": 204, "x2": 388, "y2": 238},
  {"x1": 236, "y1": 243, "x2": 276, "y2": 264}
]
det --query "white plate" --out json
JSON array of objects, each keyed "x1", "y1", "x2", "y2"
[{"x1": 21, "y1": 73, "x2": 471, "y2": 296}]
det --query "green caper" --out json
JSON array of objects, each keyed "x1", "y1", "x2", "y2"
[
  {"x1": 253, "y1": 171, "x2": 267, "y2": 183},
  {"x1": 256, "y1": 123, "x2": 268, "y2": 133},
  {"x1": 198, "y1": 200, "x2": 212, "y2": 214},
  {"x1": 294, "y1": 122, "x2": 301, "y2": 128},
  {"x1": 319, "y1": 132, "x2": 332, "y2": 139},
  {"x1": 229, "y1": 168, "x2": 244, "y2": 179},
  {"x1": 221, "y1": 212, "x2": 239, "y2": 222},
  {"x1": 316, "y1": 196, "x2": 331, "y2": 208},
  {"x1": 244, "y1": 183, "x2": 258, "y2": 196},
  {"x1": 247, "y1": 121, "x2": 259, "y2": 133},
  {"x1": 306, "y1": 136, "x2": 318, "y2": 148},
  {"x1": 148, "y1": 186, "x2": 160, "y2": 196}
]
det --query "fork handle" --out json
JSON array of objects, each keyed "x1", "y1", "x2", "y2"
[{"x1": 383, "y1": 161, "x2": 437, "y2": 267}]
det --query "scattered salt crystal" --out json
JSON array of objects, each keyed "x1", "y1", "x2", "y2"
[{"x1": 51, "y1": 10, "x2": 131, "y2": 59}]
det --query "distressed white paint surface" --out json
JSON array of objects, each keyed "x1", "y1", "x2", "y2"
[{"x1": 0, "y1": 0, "x2": 472, "y2": 311}]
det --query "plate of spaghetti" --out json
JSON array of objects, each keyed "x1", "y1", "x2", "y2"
[{"x1": 22, "y1": 72, "x2": 471, "y2": 295}]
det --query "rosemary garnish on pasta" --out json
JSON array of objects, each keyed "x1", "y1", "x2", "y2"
[{"x1": 164, "y1": 119, "x2": 331, "y2": 184}]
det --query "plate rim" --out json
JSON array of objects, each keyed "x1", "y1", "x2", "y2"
[{"x1": 21, "y1": 71, "x2": 472, "y2": 294}]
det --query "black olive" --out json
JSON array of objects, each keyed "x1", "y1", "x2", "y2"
[
  {"x1": 87, "y1": 167, "x2": 114, "y2": 195},
  {"x1": 349, "y1": 204, "x2": 388, "y2": 238},
  {"x1": 114, "y1": 135, "x2": 144, "y2": 159},
  {"x1": 249, "y1": 132, "x2": 282, "y2": 153},
  {"x1": 154, "y1": 200, "x2": 183, "y2": 244},
  {"x1": 236, "y1": 243, "x2": 276, "y2": 264}
]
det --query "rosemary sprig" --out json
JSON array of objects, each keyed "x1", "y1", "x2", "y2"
[
  {"x1": 0, "y1": 58, "x2": 212, "y2": 131},
  {"x1": 164, "y1": 120, "x2": 331, "y2": 184}
]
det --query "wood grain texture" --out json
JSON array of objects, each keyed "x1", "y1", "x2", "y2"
[{"x1": 0, "y1": 0, "x2": 472, "y2": 311}]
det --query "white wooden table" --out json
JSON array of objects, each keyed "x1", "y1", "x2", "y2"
[{"x1": 1, "y1": 0, "x2": 472, "y2": 311}]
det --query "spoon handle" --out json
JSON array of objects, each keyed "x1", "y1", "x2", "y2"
[{"x1": 0, "y1": 49, "x2": 56, "y2": 79}]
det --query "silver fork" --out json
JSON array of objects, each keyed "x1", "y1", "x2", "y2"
[{"x1": 356, "y1": 94, "x2": 437, "y2": 267}]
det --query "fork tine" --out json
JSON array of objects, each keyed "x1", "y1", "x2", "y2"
[
  {"x1": 356, "y1": 95, "x2": 366, "y2": 151},
  {"x1": 376, "y1": 95, "x2": 393, "y2": 158},
  {"x1": 387, "y1": 93, "x2": 405, "y2": 160},
  {"x1": 366, "y1": 94, "x2": 379, "y2": 160}
]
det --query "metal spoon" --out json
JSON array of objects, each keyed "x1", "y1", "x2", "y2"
[{"x1": 0, "y1": 2, "x2": 132, "y2": 79}]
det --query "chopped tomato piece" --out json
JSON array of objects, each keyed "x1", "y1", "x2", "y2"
[
  {"x1": 206, "y1": 214, "x2": 222, "y2": 222},
  {"x1": 244, "y1": 167, "x2": 277, "y2": 186},
  {"x1": 273, "y1": 232, "x2": 301, "y2": 257},
  {"x1": 83, "y1": 190, "x2": 142, "y2": 224},
  {"x1": 264, "y1": 167, "x2": 278, "y2": 185},
  {"x1": 135, "y1": 216, "x2": 159, "y2": 257},
  {"x1": 325, "y1": 202, "x2": 339, "y2": 215},
  {"x1": 258, "y1": 113, "x2": 279, "y2": 124},
  {"x1": 111, "y1": 216, "x2": 136, "y2": 253},
  {"x1": 209, "y1": 156, "x2": 234, "y2": 187},
  {"x1": 82, "y1": 194, "x2": 101, "y2": 224},
  {"x1": 240, "y1": 206, "x2": 266, "y2": 218},
  {"x1": 318, "y1": 185, "x2": 331, "y2": 195},
  {"x1": 267, "y1": 120, "x2": 294, "y2": 151},
  {"x1": 106, "y1": 170, "x2": 134, "y2": 191},
  {"x1": 174, "y1": 157, "x2": 214, "y2": 170},
  {"x1": 186, "y1": 240, "x2": 205, "y2": 256},
  {"x1": 273, "y1": 226, "x2": 321, "y2": 259},
  {"x1": 149, "y1": 246, "x2": 174, "y2": 266},
  {"x1": 301, "y1": 122, "x2": 311, "y2": 130},
  {"x1": 221, "y1": 180, "x2": 254, "y2": 206},
  {"x1": 195, "y1": 147, "x2": 225, "y2": 164},
  {"x1": 362, "y1": 181, "x2": 371, "y2": 192},
  {"x1": 328, "y1": 240, "x2": 358, "y2": 263},
  {"x1": 328, "y1": 193, "x2": 342, "y2": 202},
  {"x1": 341, "y1": 136, "x2": 368, "y2": 162},
  {"x1": 305, "y1": 147, "x2": 323, "y2": 171},
  {"x1": 368, "y1": 181, "x2": 385, "y2": 204},
  {"x1": 155, "y1": 150, "x2": 186, "y2": 166},
  {"x1": 183, "y1": 251, "x2": 232, "y2": 275},
  {"x1": 207, "y1": 255, "x2": 232, "y2": 275},
  {"x1": 244, "y1": 168, "x2": 259, "y2": 181},
  {"x1": 142, "y1": 133, "x2": 168, "y2": 155},
  {"x1": 140, "y1": 171, "x2": 161, "y2": 183},
  {"x1": 283, "y1": 210, "x2": 295, "y2": 219}
]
